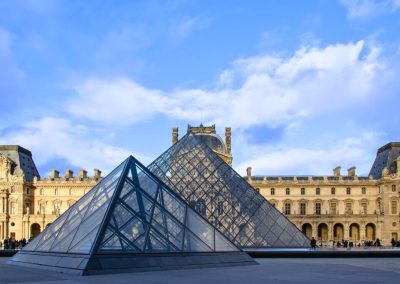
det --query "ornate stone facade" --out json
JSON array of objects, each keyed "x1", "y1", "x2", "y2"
[
  {"x1": 245, "y1": 145, "x2": 400, "y2": 246},
  {"x1": 1, "y1": 128, "x2": 399, "y2": 247},
  {"x1": 0, "y1": 146, "x2": 101, "y2": 241}
]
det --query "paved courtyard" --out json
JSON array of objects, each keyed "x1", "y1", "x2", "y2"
[{"x1": 1, "y1": 257, "x2": 400, "y2": 283}]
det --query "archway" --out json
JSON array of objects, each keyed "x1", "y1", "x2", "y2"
[
  {"x1": 366, "y1": 223, "x2": 376, "y2": 240},
  {"x1": 349, "y1": 223, "x2": 360, "y2": 242},
  {"x1": 302, "y1": 223, "x2": 312, "y2": 239},
  {"x1": 30, "y1": 223, "x2": 41, "y2": 238},
  {"x1": 317, "y1": 223, "x2": 328, "y2": 243},
  {"x1": 333, "y1": 223, "x2": 344, "y2": 242}
]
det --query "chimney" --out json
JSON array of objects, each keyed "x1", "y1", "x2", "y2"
[
  {"x1": 94, "y1": 168, "x2": 102, "y2": 179},
  {"x1": 246, "y1": 167, "x2": 252, "y2": 180},
  {"x1": 79, "y1": 168, "x2": 87, "y2": 179},
  {"x1": 225, "y1": 127, "x2": 231, "y2": 154},
  {"x1": 65, "y1": 169, "x2": 73, "y2": 179},
  {"x1": 333, "y1": 166, "x2": 341, "y2": 177},
  {"x1": 50, "y1": 169, "x2": 59, "y2": 179},
  {"x1": 172, "y1": 128, "x2": 178, "y2": 145},
  {"x1": 397, "y1": 157, "x2": 400, "y2": 175},
  {"x1": 347, "y1": 166, "x2": 356, "y2": 177}
]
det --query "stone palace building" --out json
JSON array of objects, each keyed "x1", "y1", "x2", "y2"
[{"x1": 1, "y1": 125, "x2": 399, "y2": 247}]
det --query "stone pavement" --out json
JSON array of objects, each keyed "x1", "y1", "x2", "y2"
[{"x1": 1, "y1": 257, "x2": 400, "y2": 283}]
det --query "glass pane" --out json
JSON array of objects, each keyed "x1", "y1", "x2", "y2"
[
  {"x1": 120, "y1": 215, "x2": 147, "y2": 251},
  {"x1": 100, "y1": 234, "x2": 122, "y2": 250},
  {"x1": 160, "y1": 188, "x2": 186, "y2": 224},
  {"x1": 136, "y1": 165, "x2": 159, "y2": 199},
  {"x1": 215, "y1": 230, "x2": 239, "y2": 252},
  {"x1": 68, "y1": 204, "x2": 108, "y2": 251},
  {"x1": 145, "y1": 229, "x2": 173, "y2": 252},
  {"x1": 183, "y1": 231, "x2": 212, "y2": 252},
  {"x1": 186, "y1": 208, "x2": 214, "y2": 249},
  {"x1": 69, "y1": 227, "x2": 99, "y2": 253}
]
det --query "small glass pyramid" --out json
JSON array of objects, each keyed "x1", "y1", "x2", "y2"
[
  {"x1": 148, "y1": 133, "x2": 309, "y2": 248},
  {"x1": 10, "y1": 156, "x2": 252, "y2": 275}
]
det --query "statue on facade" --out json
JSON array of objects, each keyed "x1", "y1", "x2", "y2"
[{"x1": 0, "y1": 154, "x2": 11, "y2": 181}]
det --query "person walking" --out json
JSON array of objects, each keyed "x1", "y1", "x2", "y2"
[{"x1": 310, "y1": 237, "x2": 317, "y2": 250}]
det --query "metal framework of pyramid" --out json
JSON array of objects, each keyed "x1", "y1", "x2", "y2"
[
  {"x1": 148, "y1": 133, "x2": 309, "y2": 248},
  {"x1": 9, "y1": 156, "x2": 254, "y2": 275}
]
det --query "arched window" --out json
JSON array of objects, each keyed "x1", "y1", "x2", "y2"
[
  {"x1": 217, "y1": 201, "x2": 224, "y2": 215},
  {"x1": 196, "y1": 199, "x2": 206, "y2": 216},
  {"x1": 10, "y1": 187, "x2": 15, "y2": 193},
  {"x1": 40, "y1": 188, "x2": 44, "y2": 195},
  {"x1": 69, "y1": 188, "x2": 73, "y2": 196},
  {"x1": 54, "y1": 188, "x2": 59, "y2": 196}
]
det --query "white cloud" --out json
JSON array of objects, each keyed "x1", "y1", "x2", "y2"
[
  {"x1": 168, "y1": 40, "x2": 386, "y2": 129},
  {"x1": 67, "y1": 78, "x2": 175, "y2": 126},
  {"x1": 340, "y1": 0, "x2": 400, "y2": 19},
  {"x1": 0, "y1": 117, "x2": 148, "y2": 174},
  {"x1": 173, "y1": 16, "x2": 210, "y2": 39},
  {"x1": 234, "y1": 132, "x2": 382, "y2": 176},
  {"x1": 67, "y1": 40, "x2": 387, "y2": 131}
]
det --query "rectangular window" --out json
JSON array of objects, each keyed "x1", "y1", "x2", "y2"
[
  {"x1": 40, "y1": 204, "x2": 45, "y2": 215},
  {"x1": 316, "y1": 188, "x2": 320, "y2": 195},
  {"x1": 391, "y1": 200, "x2": 397, "y2": 214},
  {"x1": 10, "y1": 202, "x2": 16, "y2": 214},
  {"x1": 270, "y1": 188, "x2": 275, "y2": 195},
  {"x1": 315, "y1": 203, "x2": 321, "y2": 215},
  {"x1": 345, "y1": 202, "x2": 352, "y2": 214},
  {"x1": 330, "y1": 203, "x2": 337, "y2": 215},
  {"x1": 54, "y1": 203, "x2": 61, "y2": 215},
  {"x1": 362, "y1": 187, "x2": 366, "y2": 195},
  {"x1": 285, "y1": 188, "x2": 290, "y2": 195},
  {"x1": 361, "y1": 202, "x2": 367, "y2": 214},
  {"x1": 392, "y1": 185, "x2": 397, "y2": 193},
  {"x1": 301, "y1": 188, "x2": 305, "y2": 195},
  {"x1": 331, "y1": 187, "x2": 336, "y2": 195},
  {"x1": 40, "y1": 188, "x2": 44, "y2": 195},
  {"x1": 300, "y1": 203, "x2": 306, "y2": 215},
  {"x1": 346, "y1": 187, "x2": 351, "y2": 195},
  {"x1": 284, "y1": 203, "x2": 291, "y2": 215}
]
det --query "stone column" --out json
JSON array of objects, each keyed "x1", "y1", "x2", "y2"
[
  {"x1": 312, "y1": 222, "x2": 318, "y2": 239},
  {"x1": 360, "y1": 222, "x2": 366, "y2": 240},
  {"x1": 328, "y1": 222, "x2": 334, "y2": 245},
  {"x1": 344, "y1": 222, "x2": 350, "y2": 240}
]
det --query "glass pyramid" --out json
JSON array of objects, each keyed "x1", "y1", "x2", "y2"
[
  {"x1": 10, "y1": 155, "x2": 252, "y2": 275},
  {"x1": 148, "y1": 133, "x2": 309, "y2": 248}
]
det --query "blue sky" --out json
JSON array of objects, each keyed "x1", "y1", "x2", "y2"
[{"x1": 1, "y1": 0, "x2": 400, "y2": 177}]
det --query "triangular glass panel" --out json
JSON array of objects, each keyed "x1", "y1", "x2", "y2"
[
  {"x1": 148, "y1": 133, "x2": 309, "y2": 248},
  {"x1": 183, "y1": 231, "x2": 212, "y2": 252},
  {"x1": 100, "y1": 233, "x2": 122, "y2": 250},
  {"x1": 136, "y1": 164, "x2": 158, "y2": 199},
  {"x1": 215, "y1": 230, "x2": 239, "y2": 252}
]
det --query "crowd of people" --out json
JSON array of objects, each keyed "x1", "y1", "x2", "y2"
[
  {"x1": 391, "y1": 238, "x2": 400, "y2": 247},
  {"x1": 310, "y1": 238, "x2": 386, "y2": 249},
  {"x1": 0, "y1": 238, "x2": 29, "y2": 250},
  {"x1": 335, "y1": 239, "x2": 382, "y2": 248}
]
